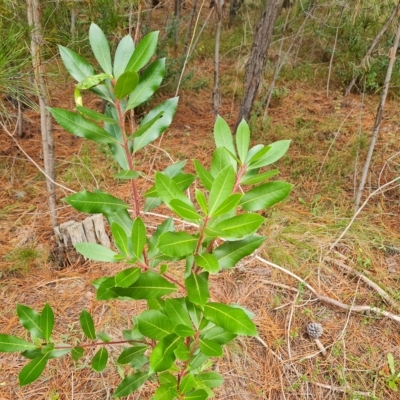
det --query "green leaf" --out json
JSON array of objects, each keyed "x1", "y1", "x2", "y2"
[
  {"x1": 248, "y1": 140, "x2": 290, "y2": 169},
  {"x1": 199, "y1": 339, "x2": 223, "y2": 356},
  {"x1": 204, "y1": 303, "x2": 257, "y2": 336},
  {"x1": 125, "y1": 31, "x2": 159, "y2": 72},
  {"x1": 76, "y1": 73, "x2": 110, "y2": 90},
  {"x1": 96, "y1": 277, "x2": 117, "y2": 300},
  {"x1": 114, "y1": 271, "x2": 177, "y2": 299},
  {"x1": 183, "y1": 389, "x2": 208, "y2": 400},
  {"x1": 40, "y1": 303, "x2": 54, "y2": 342},
  {"x1": 128, "y1": 112, "x2": 164, "y2": 140},
  {"x1": 210, "y1": 147, "x2": 233, "y2": 177},
  {"x1": 208, "y1": 165, "x2": 235, "y2": 215},
  {"x1": 89, "y1": 23, "x2": 112, "y2": 75},
  {"x1": 113, "y1": 34, "x2": 135, "y2": 79},
  {"x1": 58, "y1": 45, "x2": 94, "y2": 82},
  {"x1": 240, "y1": 169, "x2": 279, "y2": 185},
  {"x1": 165, "y1": 299, "x2": 192, "y2": 328},
  {"x1": 210, "y1": 193, "x2": 242, "y2": 218},
  {"x1": 105, "y1": 209, "x2": 133, "y2": 236},
  {"x1": 185, "y1": 272, "x2": 210, "y2": 308},
  {"x1": 186, "y1": 299, "x2": 202, "y2": 329},
  {"x1": 195, "y1": 371, "x2": 224, "y2": 388},
  {"x1": 18, "y1": 354, "x2": 48, "y2": 386},
  {"x1": 153, "y1": 386, "x2": 177, "y2": 400},
  {"x1": 159, "y1": 232, "x2": 197, "y2": 258},
  {"x1": 236, "y1": 119, "x2": 250, "y2": 162},
  {"x1": 117, "y1": 345, "x2": 147, "y2": 364},
  {"x1": 201, "y1": 326, "x2": 236, "y2": 345},
  {"x1": 213, "y1": 235, "x2": 265, "y2": 269},
  {"x1": 0, "y1": 334, "x2": 36, "y2": 352},
  {"x1": 169, "y1": 199, "x2": 202, "y2": 222},
  {"x1": 64, "y1": 190, "x2": 129, "y2": 214},
  {"x1": 75, "y1": 105, "x2": 118, "y2": 124},
  {"x1": 115, "y1": 268, "x2": 141, "y2": 288},
  {"x1": 150, "y1": 333, "x2": 181, "y2": 372},
  {"x1": 17, "y1": 304, "x2": 43, "y2": 340},
  {"x1": 113, "y1": 371, "x2": 148, "y2": 398},
  {"x1": 74, "y1": 242, "x2": 118, "y2": 262},
  {"x1": 133, "y1": 97, "x2": 178, "y2": 152},
  {"x1": 96, "y1": 331, "x2": 111, "y2": 342},
  {"x1": 113, "y1": 170, "x2": 140, "y2": 180},
  {"x1": 48, "y1": 346, "x2": 71, "y2": 359},
  {"x1": 159, "y1": 372, "x2": 177, "y2": 387},
  {"x1": 195, "y1": 190, "x2": 208, "y2": 215},
  {"x1": 49, "y1": 108, "x2": 117, "y2": 144},
  {"x1": 214, "y1": 116, "x2": 236, "y2": 169},
  {"x1": 240, "y1": 181, "x2": 292, "y2": 211},
  {"x1": 212, "y1": 213, "x2": 265, "y2": 240},
  {"x1": 174, "y1": 324, "x2": 195, "y2": 337},
  {"x1": 194, "y1": 254, "x2": 220, "y2": 274},
  {"x1": 71, "y1": 347, "x2": 84, "y2": 361},
  {"x1": 131, "y1": 217, "x2": 146, "y2": 258},
  {"x1": 175, "y1": 342, "x2": 190, "y2": 361},
  {"x1": 79, "y1": 310, "x2": 96, "y2": 340},
  {"x1": 137, "y1": 310, "x2": 175, "y2": 340},
  {"x1": 114, "y1": 71, "x2": 139, "y2": 99},
  {"x1": 180, "y1": 373, "x2": 195, "y2": 394},
  {"x1": 126, "y1": 59, "x2": 165, "y2": 110},
  {"x1": 155, "y1": 172, "x2": 191, "y2": 206},
  {"x1": 91, "y1": 83, "x2": 115, "y2": 103},
  {"x1": 92, "y1": 347, "x2": 108, "y2": 372},
  {"x1": 111, "y1": 222, "x2": 129, "y2": 256},
  {"x1": 193, "y1": 160, "x2": 213, "y2": 191}
]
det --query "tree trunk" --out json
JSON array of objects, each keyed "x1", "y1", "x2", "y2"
[
  {"x1": 26, "y1": 0, "x2": 57, "y2": 230},
  {"x1": 236, "y1": 0, "x2": 283, "y2": 129},
  {"x1": 355, "y1": 16, "x2": 400, "y2": 210},
  {"x1": 213, "y1": 0, "x2": 224, "y2": 119}
]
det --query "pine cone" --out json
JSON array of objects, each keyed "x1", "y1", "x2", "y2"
[{"x1": 307, "y1": 323, "x2": 323, "y2": 339}]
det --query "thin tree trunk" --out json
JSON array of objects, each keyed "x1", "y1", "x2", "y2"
[
  {"x1": 355, "y1": 17, "x2": 400, "y2": 210},
  {"x1": 26, "y1": 0, "x2": 57, "y2": 230},
  {"x1": 236, "y1": 0, "x2": 283, "y2": 129},
  {"x1": 183, "y1": 0, "x2": 198, "y2": 52},
  {"x1": 213, "y1": 0, "x2": 224, "y2": 119},
  {"x1": 345, "y1": 0, "x2": 400, "y2": 97},
  {"x1": 174, "y1": 0, "x2": 181, "y2": 55}
]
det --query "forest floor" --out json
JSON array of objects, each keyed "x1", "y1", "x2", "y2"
[{"x1": 2, "y1": 10, "x2": 400, "y2": 400}]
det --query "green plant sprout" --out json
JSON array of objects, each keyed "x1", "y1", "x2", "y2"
[
  {"x1": 384, "y1": 353, "x2": 400, "y2": 392},
  {"x1": 0, "y1": 23, "x2": 292, "y2": 399}
]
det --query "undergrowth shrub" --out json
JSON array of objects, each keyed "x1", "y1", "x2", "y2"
[{"x1": 0, "y1": 24, "x2": 292, "y2": 399}]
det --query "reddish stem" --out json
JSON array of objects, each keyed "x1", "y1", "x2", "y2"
[{"x1": 53, "y1": 339, "x2": 150, "y2": 350}]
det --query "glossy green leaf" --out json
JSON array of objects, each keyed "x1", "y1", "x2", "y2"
[
  {"x1": 248, "y1": 140, "x2": 290, "y2": 168},
  {"x1": 117, "y1": 345, "x2": 147, "y2": 364},
  {"x1": 125, "y1": 31, "x2": 159, "y2": 72},
  {"x1": 236, "y1": 119, "x2": 250, "y2": 162},
  {"x1": 195, "y1": 371, "x2": 224, "y2": 388},
  {"x1": 204, "y1": 303, "x2": 257, "y2": 336},
  {"x1": 214, "y1": 116, "x2": 236, "y2": 167},
  {"x1": 111, "y1": 222, "x2": 129, "y2": 256},
  {"x1": 58, "y1": 45, "x2": 94, "y2": 82},
  {"x1": 91, "y1": 83, "x2": 115, "y2": 103},
  {"x1": 210, "y1": 147, "x2": 233, "y2": 177},
  {"x1": 137, "y1": 310, "x2": 174, "y2": 340},
  {"x1": 185, "y1": 272, "x2": 209, "y2": 308},
  {"x1": 148, "y1": 218, "x2": 175, "y2": 260},
  {"x1": 133, "y1": 97, "x2": 178, "y2": 152},
  {"x1": 75, "y1": 105, "x2": 118, "y2": 124},
  {"x1": 155, "y1": 172, "x2": 191, "y2": 206},
  {"x1": 186, "y1": 299, "x2": 202, "y2": 329},
  {"x1": 148, "y1": 298, "x2": 166, "y2": 310},
  {"x1": 165, "y1": 298, "x2": 192, "y2": 328},
  {"x1": 47, "y1": 346, "x2": 71, "y2": 359},
  {"x1": 105, "y1": 209, "x2": 133, "y2": 236},
  {"x1": 115, "y1": 268, "x2": 141, "y2": 288},
  {"x1": 180, "y1": 373, "x2": 195, "y2": 394},
  {"x1": 126, "y1": 59, "x2": 165, "y2": 110},
  {"x1": 74, "y1": 242, "x2": 118, "y2": 262},
  {"x1": 76, "y1": 73, "x2": 110, "y2": 90},
  {"x1": 114, "y1": 71, "x2": 139, "y2": 99},
  {"x1": 92, "y1": 347, "x2": 108, "y2": 372},
  {"x1": 194, "y1": 254, "x2": 220, "y2": 274},
  {"x1": 208, "y1": 165, "x2": 235, "y2": 215},
  {"x1": 212, "y1": 213, "x2": 265, "y2": 240},
  {"x1": 159, "y1": 372, "x2": 177, "y2": 387},
  {"x1": 174, "y1": 324, "x2": 195, "y2": 337},
  {"x1": 210, "y1": 193, "x2": 242, "y2": 217},
  {"x1": 201, "y1": 326, "x2": 236, "y2": 345},
  {"x1": 175, "y1": 342, "x2": 190, "y2": 361},
  {"x1": 18, "y1": 354, "x2": 48, "y2": 386},
  {"x1": 153, "y1": 386, "x2": 177, "y2": 400},
  {"x1": 193, "y1": 160, "x2": 213, "y2": 191},
  {"x1": 113, "y1": 170, "x2": 140, "y2": 180},
  {"x1": 96, "y1": 277, "x2": 117, "y2": 300},
  {"x1": 0, "y1": 334, "x2": 36, "y2": 352},
  {"x1": 40, "y1": 303, "x2": 54, "y2": 342},
  {"x1": 71, "y1": 347, "x2": 84, "y2": 361},
  {"x1": 184, "y1": 389, "x2": 208, "y2": 400},
  {"x1": 128, "y1": 112, "x2": 164, "y2": 140},
  {"x1": 240, "y1": 169, "x2": 279, "y2": 185},
  {"x1": 64, "y1": 190, "x2": 129, "y2": 214},
  {"x1": 199, "y1": 339, "x2": 223, "y2": 356},
  {"x1": 113, "y1": 371, "x2": 148, "y2": 398},
  {"x1": 213, "y1": 235, "x2": 265, "y2": 269},
  {"x1": 188, "y1": 351, "x2": 209, "y2": 372},
  {"x1": 17, "y1": 304, "x2": 43, "y2": 340},
  {"x1": 159, "y1": 232, "x2": 197, "y2": 258},
  {"x1": 195, "y1": 190, "x2": 208, "y2": 215},
  {"x1": 169, "y1": 199, "x2": 202, "y2": 222},
  {"x1": 150, "y1": 333, "x2": 181, "y2": 372},
  {"x1": 79, "y1": 310, "x2": 96, "y2": 340},
  {"x1": 113, "y1": 34, "x2": 135, "y2": 79},
  {"x1": 114, "y1": 271, "x2": 177, "y2": 299},
  {"x1": 49, "y1": 108, "x2": 117, "y2": 144},
  {"x1": 131, "y1": 217, "x2": 146, "y2": 258},
  {"x1": 89, "y1": 23, "x2": 112, "y2": 75},
  {"x1": 96, "y1": 331, "x2": 111, "y2": 342},
  {"x1": 240, "y1": 181, "x2": 292, "y2": 211}
]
